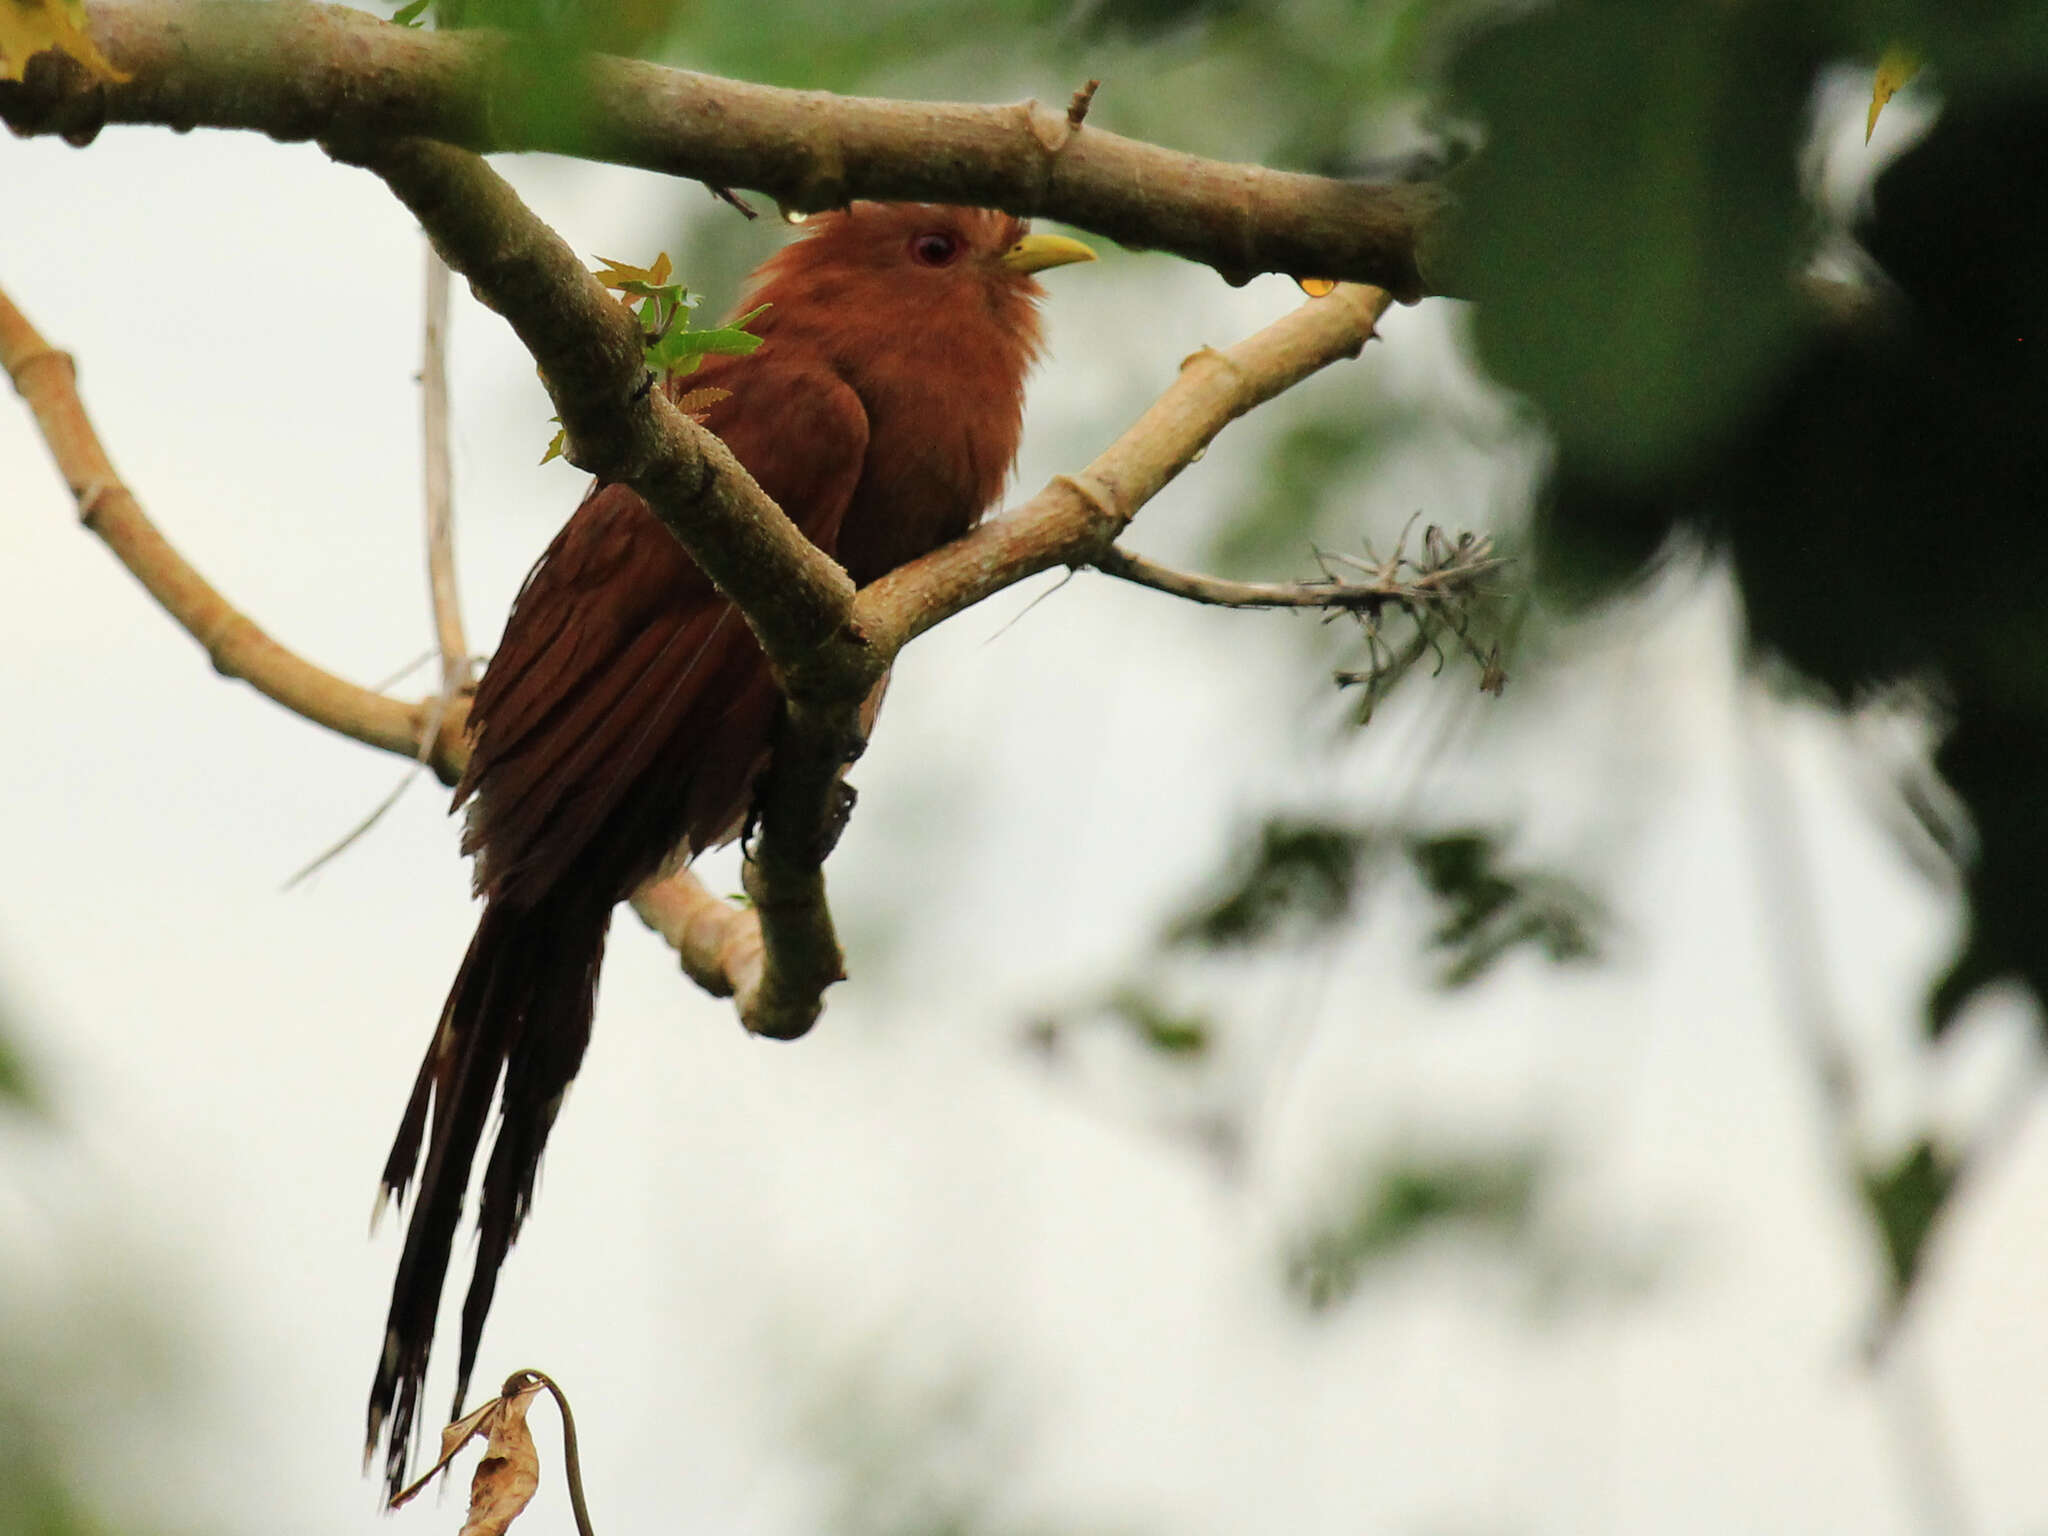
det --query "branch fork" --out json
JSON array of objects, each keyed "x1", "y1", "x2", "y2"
[{"x1": 5, "y1": 110, "x2": 1400, "y2": 1037}]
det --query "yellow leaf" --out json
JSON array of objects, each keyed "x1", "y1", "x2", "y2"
[
  {"x1": 0, "y1": 0, "x2": 132, "y2": 82},
  {"x1": 1866, "y1": 45, "x2": 1919, "y2": 143},
  {"x1": 591, "y1": 251, "x2": 674, "y2": 291}
]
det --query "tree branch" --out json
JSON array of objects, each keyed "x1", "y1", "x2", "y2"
[
  {"x1": 855, "y1": 283, "x2": 1396, "y2": 655},
  {"x1": 5, "y1": 259, "x2": 1398, "y2": 1037},
  {"x1": 0, "y1": 281, "x2": 457, "y2": 770},
  {"x1": 421, "y1": 246, "x2": 471, "y2": 697},
  {"x1": 1090, "y1": 535, "x2": 1503, "y2": 614},
  {"x1": 712, "y1": 284, "x2": 1397, "y2": 1031},
  {"x1": 327, "y1": 135, "x2": 860, "y2": 676},
  {"x1": 0, "y1": 278, "x2": 757, "y2": 1004},
  {"x1": 0, "y1": 0, "x2": 1450, "y2": 299}
]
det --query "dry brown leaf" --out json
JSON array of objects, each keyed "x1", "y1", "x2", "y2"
[
  {"x1": 389, "y1": 1395, "x2": 503, "y2": 1509},
  {"x1": 675, "y1": 384, "x2": 732, "y2": 421},
  {"x1": 0, "y1": 0, "x2": 131, "y2": 82},
  {"x1": 1866, "y1": 45, "x2": 1920, "y2": 143},
  {"x1": 388, "y1": 1377, "x2": 545, "y2": 1534},
  {"x1": 458, "y1": 1380, "x2": 543, "y2": 1536}
]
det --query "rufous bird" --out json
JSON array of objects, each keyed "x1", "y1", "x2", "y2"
[{"x1": 365, "y1": 203, "x2": 1093, "y2": 1492}]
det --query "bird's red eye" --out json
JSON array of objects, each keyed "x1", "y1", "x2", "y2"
[{"x1": 911, "y1": 231, "x2": 961, "y2": 267}]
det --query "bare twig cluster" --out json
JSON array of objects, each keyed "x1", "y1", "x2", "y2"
[
  {"x1": 1323, "y1": 523, "x2": 1508, "y2": 713},
  {"x1": 1092, "y1": 524, "x2": 1507, "y2": 711}
]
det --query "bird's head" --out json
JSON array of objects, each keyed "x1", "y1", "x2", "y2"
[{"x1": 741, "y1": 202, "x2": 1095, "y2": 367}]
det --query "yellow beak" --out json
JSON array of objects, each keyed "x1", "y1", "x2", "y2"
[{"x1": 1001, "y1": 232, "x2": 1097, "y2": 275}]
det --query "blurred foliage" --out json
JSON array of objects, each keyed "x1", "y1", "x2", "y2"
[
  {"x1": 0, "y1": 1413, "x2": 109, "y2": 1536},
  {"x1": 1409, "y1": 833, "x2": 1598, "y2": 988},
  {"x1": 1167, "y1": 819, "x2": 1371, "y2": 950},
  {"x1": 1166, "y1": 819, "x2": 1602, "y2": 990},
  {"x1": 0, "y1": 989, "x2": 138, "y2": 1536},
  {"x1": 795, "y1": 1347, "x2": 1144, "y2": 1536},
  {"x1": 1444, "y1": 1, "x2": 1818, "y2": 481},
  {"x1": 1285, "y1": 1146, "x2": 1663, "y2": 1317},
  {"x1": 1101, "y1": 986, "x2": 1212, "y2": 1059},
  {"x1": 0, "y1": 1001, "x2": 33, "y2": 1110},
  {"x1": 1861, "y1": 1137, "x2": 1959, "y2": 1299},
  {"x1": 1286, "y1": 1150, "x2": 1541, "y2": 1311},
  {"x1": 1517, "y1": 79, "x2": 2048, "y2": 1033}
]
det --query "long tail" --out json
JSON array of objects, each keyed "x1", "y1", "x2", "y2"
[{"x1": 366, "y1": 892, "x2": 611, "y2": 1498}]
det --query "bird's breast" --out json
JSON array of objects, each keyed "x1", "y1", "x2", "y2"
[{"x1": 834, "y1": 348, "x2": 1026, "y2": 585}]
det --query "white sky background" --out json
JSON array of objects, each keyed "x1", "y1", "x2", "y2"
[{"x1": 3, "y1": 85, "x2": 2047, "y2": 1536}]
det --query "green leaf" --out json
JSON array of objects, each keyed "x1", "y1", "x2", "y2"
[
  {"x1": 1285, "y1": 1152, "x2": 1543, "y2": 1312},
  {"x1": 1404, "y1": 832, "x2": 1602, "y2": 988},
  {"x1": 0, "y1": 1032, "x2": 31, "y2": 1108},
  {"x1": 391, "y1": 0, "x2": 431, "y2": 25},
  {"x1": 1166, "y1": 818, "x2": 1375, "y2": 949},
  {"x1": 1861, "y1": 1139, "x2": 1956, "y2": 1297},
  {"x1": 1445, "y1": 0, "x2": 1815, "y2": 483},
  {"x1": 645, "y1": 324, "x2": 764, "y2": 376},
  {"x1": 1106, "y1": 987, "x2": 1211, "y2": 1059}
]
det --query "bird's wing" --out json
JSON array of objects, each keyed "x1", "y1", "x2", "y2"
[{"x1": 456, "y1": 362, "x2": 871, "y2": 906}]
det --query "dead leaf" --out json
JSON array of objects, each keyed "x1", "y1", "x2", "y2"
[
  {"x1": 458, "y1": 1380, "x2": 542, "y2": 1536},
  {"x1": 0, "y1": 0, "x2": 131, "y2": 82},
  {"x1": 675, "y1": 384, "x2": 731, "y2": 421},
  {"x1": 1866, "y1": 45, "x2": 1919, "y2": 143},
  {"x1": 389, "y1": 1395, "x2": 504, "y2": 1510}
]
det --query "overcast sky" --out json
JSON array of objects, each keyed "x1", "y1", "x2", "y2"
[{"x1": 4, "y1": 90, "x2": 2046, "y2": 1536}]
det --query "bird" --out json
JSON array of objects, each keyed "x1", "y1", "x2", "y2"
[{"x1": 364, "y1": 203, "x2": 1094, "y2": 1494}]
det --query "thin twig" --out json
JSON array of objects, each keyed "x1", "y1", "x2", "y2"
[
  {"x1": 421, "y1": 244, "x2": 471, "y2": 697},
  {"x1": 1091, "y1": 539, "x2": 1502, "y2": 614},
  {"x1": 1067, "y1": 78, "x2": 1101, "y2": 128},
  {"x1": 281, "y1": 685, "x2": 455, "y2": 890}
]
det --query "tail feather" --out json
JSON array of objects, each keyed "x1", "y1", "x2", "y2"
[{"x1": 366, "y1": 894, "x2": 610, "y2": 1499}]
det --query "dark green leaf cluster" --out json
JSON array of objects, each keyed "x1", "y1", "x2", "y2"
[
  {"x1": 1861, "y1": 1138, "x2": 1958, "y2": 1297},
  {"x1": 1448, "y1": 2, "x2": 2048, "y2": 1030},
  {"x1": 1166, "y1": 818, "x2": 1603, "y2": 989},
  {"x1": 1284, "y1": 1151, "x2": 1542, "y2": 1311},
  {"x1": 1167, "y1": 819, "x2": 1370, "y2": 950}
]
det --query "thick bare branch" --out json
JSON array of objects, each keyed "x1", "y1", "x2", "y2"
[
  {"x1": 0, "y1": 0, "x2": 1450, "y2": 299},
  {"x1": 857, "y1": 283, "x2": 1396, "y2": 654},
  {"x1": 722, "y1": 284, "x2": 1398, "y2": 1029}
]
